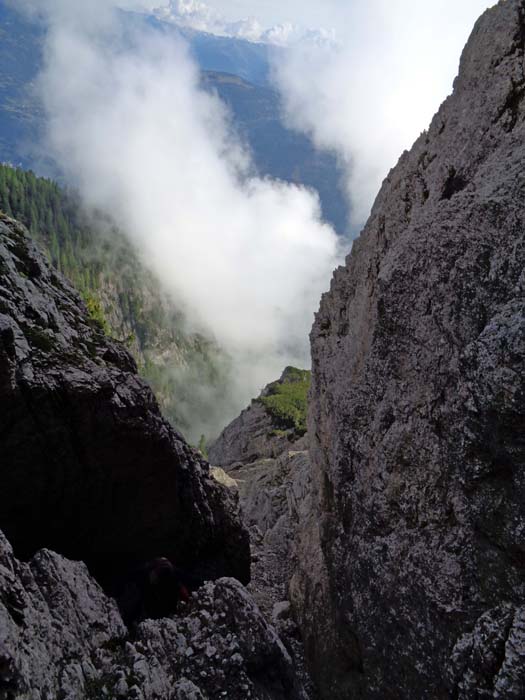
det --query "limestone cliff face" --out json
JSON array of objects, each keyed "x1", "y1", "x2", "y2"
[
  {"x1": 0, "y1": 212, "x2": 249, "y2": 587},
  {"x1": 303, "y1": 1, "x2": 525, "y2": 697}
]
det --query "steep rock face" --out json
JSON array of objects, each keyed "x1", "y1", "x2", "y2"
[
  {"x1": 0, "y1": 213, "x2": 249, "y2": 586},
  {"x1": 303, "y1": 1, "x2": 525, "y2": 698},
  {"x1": 227, "y1": 446, "x2": 310, "y2": 618},
  {"x1": 230, "y1": 448, "x2": 316, "y2": 699},
  {"x1": 0, "y1": 531, "x2": 305, "y2": 700},
  {"x1": 209, "y1": 401, "x2": 286, "y2": 467}
]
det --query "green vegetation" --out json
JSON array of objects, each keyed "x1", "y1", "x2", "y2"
[
  {"x1": 84, "y1": 292, "x2": 111, "y2": 335},
  {"x1": 0, "y1": 163, "x2": 181, "y2": 348},
  {"x1": 259, "y1": 366, "x2": 311, "y2": 437},
  {"x1": 142, "y1": 340, "x2": 234, "y2": 442},
  {"x1": 0, "y1": 163, "x2": 109, "y2": 315}
]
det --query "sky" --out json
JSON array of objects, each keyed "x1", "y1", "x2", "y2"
[
  {"x1": 148, "y1": 2, "x2": 496, "y2": 220},
  {"x1": 144, "y1": 0, "x2": 496, "y2": 223},
  {"x1": 147, "y1": 1, "x2": 494, "y2": 47},
  {"x1": 273, "y1": 0, "x2": 496, "y2": 221}
]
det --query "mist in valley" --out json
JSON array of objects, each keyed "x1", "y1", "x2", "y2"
[{"x1": 11, "y1": 0, "x2": 494, "y2": 441}]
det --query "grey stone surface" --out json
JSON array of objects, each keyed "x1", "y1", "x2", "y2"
[
  {"x1": 0, "y1": 214, "x2": 310, "y2": 699},
  {"x1": 301, "y1": 1, "x2": 525, "y2": 697},
  {"x1": 448, "y1": 604, "x2": 525, "y2": 699},
  {"x1": 0, "y1": 212, "x2": 249, "y2": 585},
  {"x1": 208, "y1": 372, "x2": 307, "y2": 469},
  {"x1": 210, "y1": 370, "x2": 316, "y2": 696},
  {"x1": 0, "y1": 531, "x2": 305, "y2": 700},
  {"x1": 209, "y1": 400, "x2": 299, "y2": 468},
  {"x1": 230, "y1": 449, "x2": 312, "y2": 619},
  {"x1": 223, "y1": 444, "x2": 316, "y2": 697}
]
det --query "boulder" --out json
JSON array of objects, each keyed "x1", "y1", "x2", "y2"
[{"x1": 0, "y1": 530, "x2": 306, "y2": 699}]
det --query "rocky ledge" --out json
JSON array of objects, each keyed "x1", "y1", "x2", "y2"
[{"x1": 209, "y1": 367, "x2": 310, "y2": 468}]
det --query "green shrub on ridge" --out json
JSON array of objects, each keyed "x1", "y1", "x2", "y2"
[{"x1": 259, "y1": 367, "x2": 311, "y2": 437}]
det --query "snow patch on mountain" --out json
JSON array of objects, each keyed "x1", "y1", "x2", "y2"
[{"x1": 153, "y1": 0, "x2": 336, "y2": 47}]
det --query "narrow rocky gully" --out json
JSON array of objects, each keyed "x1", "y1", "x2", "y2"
[{"x1": 209, "y1": 374, "x2": 317, "y2": 698}]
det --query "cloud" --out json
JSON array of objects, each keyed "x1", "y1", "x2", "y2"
[
  {"x1": 152, "y1": 0, "x2": 336, "y2": 47},
  {"x1": 273, "y1": 0, "x2": 495, "y2": 225},
  {"x1": 22, "y1": 0, "x2": 339, "y2": 437}
]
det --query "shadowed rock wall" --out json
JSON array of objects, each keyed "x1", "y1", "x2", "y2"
[{"x1": 0, "y1": 531, "x2": 305, "y2": 699}]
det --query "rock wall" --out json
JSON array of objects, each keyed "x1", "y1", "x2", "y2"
[
  {"x1": 0, "y1": 212, "x2": 249, "y2": 587},
  {"x1": 303, "y1": 1, "x2": 525, "y2": 697},
  {"x1": 209, "y1": 400, "x2": 289, "y2": 467},
  {"x1": 229, "y1": 448, "x2": 316, "y2": 699}
]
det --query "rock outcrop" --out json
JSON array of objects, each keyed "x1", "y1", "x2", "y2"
[
  {"x1": 229, "y1": 448, "x2": 316, "y2": 699},
  {"x1": 0, "y1": 212, "x2": 249, "y2": 588},
  {"x1": 0, "y1": 531, "x2": 305, "y2": 700},
  {"x1": 301, "y1": 1, "x2": 525, "y2": 697},
  {"x1": 209, "y1": 367, "x2": 309, "y2": 468}
]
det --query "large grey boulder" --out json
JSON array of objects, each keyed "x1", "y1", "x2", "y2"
[
  {"x1": 0, "y1": 213, "x2": 249, "y2": 587},
  {"x1": 301, "y1": 0, "x2": 525, "y2": 697},
  {"x1": 0, "y1": 531, "x2": 305, "y2": 699}
]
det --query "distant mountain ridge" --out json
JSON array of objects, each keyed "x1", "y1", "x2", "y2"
[{"x1": 150, "y1": 2, "x2": 337, "y2": 51}]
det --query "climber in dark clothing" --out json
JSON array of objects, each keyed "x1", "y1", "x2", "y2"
[{"x1": 117, "y1": 557, "x2": 203, "y2": 626}]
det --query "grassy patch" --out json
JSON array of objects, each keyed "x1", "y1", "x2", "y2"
[
  {"x1": 259, "y1": 366, "x2": 311, "y2": 437},
  {"x1": 83, "y1": 292, "x2": 110, "y2": 335}
]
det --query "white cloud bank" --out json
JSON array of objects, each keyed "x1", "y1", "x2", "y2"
[
  {"x1": 152, "y1": 0, "x2": 336, "y2": 47},
  {"x1": 16, "y1": 0, "x2": 339, "y2": 435},
  {"x1": 273, "y1": 0, "x2": 495, "y2": 224}
]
